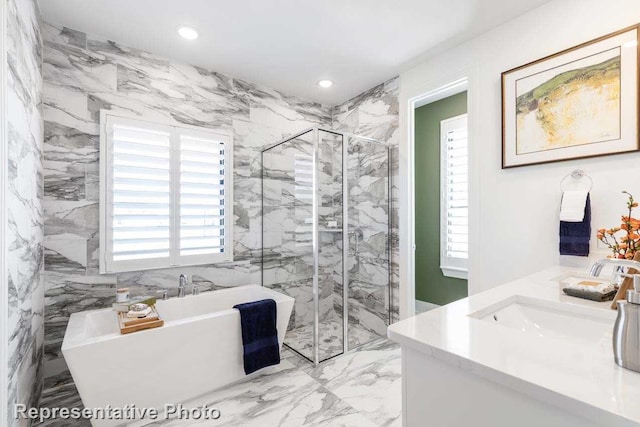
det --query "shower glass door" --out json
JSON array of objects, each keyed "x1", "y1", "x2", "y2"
[
  {"x1": 262, "y1": 130, "x2": 316, "y2": 361},
  {"x1": 346, "y1": 136, "x2": 391, "y2": 350},
  {"x1": 317, "y1": 130, "x2": 344, "y2": 361},
  {"x1": 262, "y1": 128, "x2": 390, "y2": 364}
]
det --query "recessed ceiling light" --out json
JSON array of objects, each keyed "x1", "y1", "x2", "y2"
[
  {"x1": 318, "y1": 80, "x2": 334, "y2": 88},
  {"x1": 177, "y1": 26, "x2": 199, "y2": 40}
]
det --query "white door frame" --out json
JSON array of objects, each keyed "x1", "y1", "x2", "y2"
[
  {"x1": 398, "y1": 65, "x2": 480, "y2": 320},
  {"x1": 0, "y1": 0, "x2": 8, "y2": 422}
]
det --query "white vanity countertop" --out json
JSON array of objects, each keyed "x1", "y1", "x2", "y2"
[{"x1": 388, "y1": 266, "x2": 640, "y2": 427}]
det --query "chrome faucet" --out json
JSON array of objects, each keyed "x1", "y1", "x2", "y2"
[
  {"x1": 590, "y1": 258, "x2": 640, "y2": 373},
  {"x1": 192, "y1": 282, "x2": 202, "y2": 296},
  {"x1": 178, "y1": 274, "x2": 188, "y2": 298},
  {"x1": 589, "y1": 258, "x2": 640, "y2": 277}
]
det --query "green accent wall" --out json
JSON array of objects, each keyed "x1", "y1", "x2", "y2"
[{"x1": 415, "y1": 92, "x2": 468, "y2": 305}]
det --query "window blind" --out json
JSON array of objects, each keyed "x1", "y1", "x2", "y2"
[
  {"x1": 440, "y1": 114, "x2": 468, "y2": 279},
  {"x1": 101, "y1": 112, "x2": 233, "y2": 273},
  {"x1": 294, "y1": 153, "x2": 313, "y2": 246},
  {"x1": 444, "y1": 126, "x2": 468, "y2": 260},
  {"x1": 111, "y1": 123, "x2": 172, "y2": 262},
  {"x1": 178, "y1": 133, "x2": 226, "y2": 258},
  {"x1": 294, "y1": 154, "x2": 313, "y2": 202}
]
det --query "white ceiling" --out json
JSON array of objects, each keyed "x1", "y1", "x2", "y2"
[{"x1": 38, "y1": 0, "x2": 551, "y2": 105}]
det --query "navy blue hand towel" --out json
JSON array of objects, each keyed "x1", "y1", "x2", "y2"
[
  {"x1": 233, "y1": 299, "x2": 280, "y2": 375},
  {"x1": 559, "y1": 194, "x2": 591, "y2": 256}
]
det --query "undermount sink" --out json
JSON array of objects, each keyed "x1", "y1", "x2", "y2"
[{"x1": 469, "y1": 295, "x2": 616, "y2": 342}]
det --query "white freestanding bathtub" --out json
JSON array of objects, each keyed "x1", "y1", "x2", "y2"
[{"x1": 62, "y1": 285, "x2": 294, "y2": 427}]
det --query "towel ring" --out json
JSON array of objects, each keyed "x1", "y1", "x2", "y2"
[{"x1": 560, "y1": 169, "x2": 593, "y2": 192}]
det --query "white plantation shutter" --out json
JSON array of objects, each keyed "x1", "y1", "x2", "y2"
[
  {"x1": 294, "y1": 154, "x2": 313, "y2": 202},
  {"x1": 101, "y1": 112, "x2": 233, "y2": 273},
  {"x1": 178, "y1": 131, "x2": 227, "y2": 261},
  {"x1": 440, "y1": 114, "x2": 468, "y2": 279},
  {"x1": 294, "y1": 153, "x2": 313, "y2": 246},
  {"x1": 110, "y1": 122, "x2": 172, "y2": 265}
]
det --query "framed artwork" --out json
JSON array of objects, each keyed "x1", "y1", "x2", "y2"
[{"x1": 502, "y1": 25, "x2": 639, "y2": 168}]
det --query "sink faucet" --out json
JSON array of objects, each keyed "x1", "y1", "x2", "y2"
[
  {"x1": 589, "y1": 258, "x2": 640, "y2": 277},
  {"x1": 178, "y1": 274, "x2": 188, "y2": 298}
]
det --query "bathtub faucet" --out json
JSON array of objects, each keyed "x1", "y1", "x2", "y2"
[{"x1": 178, "y1": 274, "x2": 189, "y2": 298}]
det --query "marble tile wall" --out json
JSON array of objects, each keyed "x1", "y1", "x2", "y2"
[
  {"x1": 41, "y1": 21, "x2": 400, "y2": 405},
  {"x1": 332, "y1": 77, "x2": 401, "y2": 327},
  {"x1": 41, "y1": 23, "x2": 333, "y2": 389},
  {"x1": 262, "y1": 114, "x2": 399, "y2": 358},
  {"x1": 262, "y1": 134, "x2": 317, "y2": 345},
  {"x1": 317, "y1": 131, "x2": 347, "y2": 359},
  {"x1": 261, "y1": 131, "x2": 346, "y2": 361},
  {"x1": 6, "y1": 0, "x2": 44, "y2": 424},
  {"x1": 346, "y1": 138, "x2": 392, "y2": 347}
]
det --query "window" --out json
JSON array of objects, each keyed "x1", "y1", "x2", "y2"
[
  {"x1": 294, "y1": 153, "x2": 314, "y2": 247},
  {"x1": 440, "y1": 114, "x2": 468, "y2": 279},
  {"x1": 99, "y1": 111, "x2": 233, "y2": 273}
]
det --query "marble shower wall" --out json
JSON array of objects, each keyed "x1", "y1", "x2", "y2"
[
  {"x1": 346, "y1": 138, "x2": 392, "y2": 348},
  {"x1": 262, "y1": 108, "x2": 399, "y2": 358},
  {"x1": 317, "y1": 131, "x2": 346, "y2": 359},
  {"x1": 41, "y1": 23, "x2": 333, "y2": 384},
  {"x1": 6, "y1": 0, "x2": 44, "y2": 423},
  {"x1": 262, "y1": 133, "x2": 316, "y2": 341},
  {"x1": 262, "y1": 131, "x2": 346, "y2": 362},
  {"x1": 332, "y1": 77, "x2": 400, "y2": 325}
]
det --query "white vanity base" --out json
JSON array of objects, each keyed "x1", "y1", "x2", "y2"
[
  {"x1": 401, "y1": 346, "x2": 605, "y2": 427},
  {"x1": 389, "y1": 267, "x2": 640, "y2": 427}
]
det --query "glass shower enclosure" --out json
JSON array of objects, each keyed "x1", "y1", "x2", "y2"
[{"x1": 262, "y1": 128, "x2": 391, "y2": 365}]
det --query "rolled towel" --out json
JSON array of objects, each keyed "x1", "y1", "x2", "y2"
[
  {"x1": 559, "y1": 190, "x2": 589, "y2": 222},
  {"x1": 126, "y1": 305, "x2": 153, "y2": 318}
]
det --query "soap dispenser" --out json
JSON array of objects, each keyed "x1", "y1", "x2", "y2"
[{"x1": 613, "y1": 275, "x2": 640, "y2": 372}]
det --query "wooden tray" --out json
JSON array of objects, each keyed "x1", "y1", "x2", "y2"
[{"x1": 118, "y1": 306, "x2": 164, "y2": 334}]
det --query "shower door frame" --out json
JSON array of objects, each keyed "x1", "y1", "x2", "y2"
[{"x1": 261, "y1": 127, "x2": 392, "y2": 366}]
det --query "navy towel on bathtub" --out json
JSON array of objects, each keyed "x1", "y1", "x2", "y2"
[
  {"x1": 559, "y1": 194, "x2": 591, "y2": 257},
  {"x1": 233, "y1": 299, "x2": 280, "y2": 375}
]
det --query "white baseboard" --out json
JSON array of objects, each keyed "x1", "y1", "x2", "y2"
[{"x1": 415, "y1": 300, "x2": 440, "y2": 314}]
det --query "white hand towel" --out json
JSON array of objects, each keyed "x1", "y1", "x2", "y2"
[
  {"x1": 126, "y1": 306, "x2": 152, "y2": 318},
  {"x1": 559, "y1": 190, "x2": 589, "y2": 222}
]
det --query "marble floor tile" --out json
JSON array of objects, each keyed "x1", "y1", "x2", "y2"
[
  {"x1": 37, "y1": 339, "x2": 399, "y2": 427},
  {"x1": 307, "y1": 340, "x2": 402, "y2": 427},
  {"x1": 284, "y1": 315, "x2": 382, "y2": 362},
  {"x1": 134, "y1": 360, "x2": 378, "y2": 427},
  {"x1": 137, "y1": 339, "x2": 399, "y2": 427}
]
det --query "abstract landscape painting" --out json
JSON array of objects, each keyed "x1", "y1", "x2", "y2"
[
  {"x1": 515, "y1": 48, "x2": 620, "y2": 155},
  {"x1": 502, "y1": 25, "x2": 638, "y2": 168}
]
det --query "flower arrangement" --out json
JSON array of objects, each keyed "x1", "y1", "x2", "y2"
[{"x1": 597, "y1": 191, "x2": 640, "y2": 259}]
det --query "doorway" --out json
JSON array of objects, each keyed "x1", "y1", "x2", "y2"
[{"x1": 414, "y1": 91, "x2": 469, "y2": 313}]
